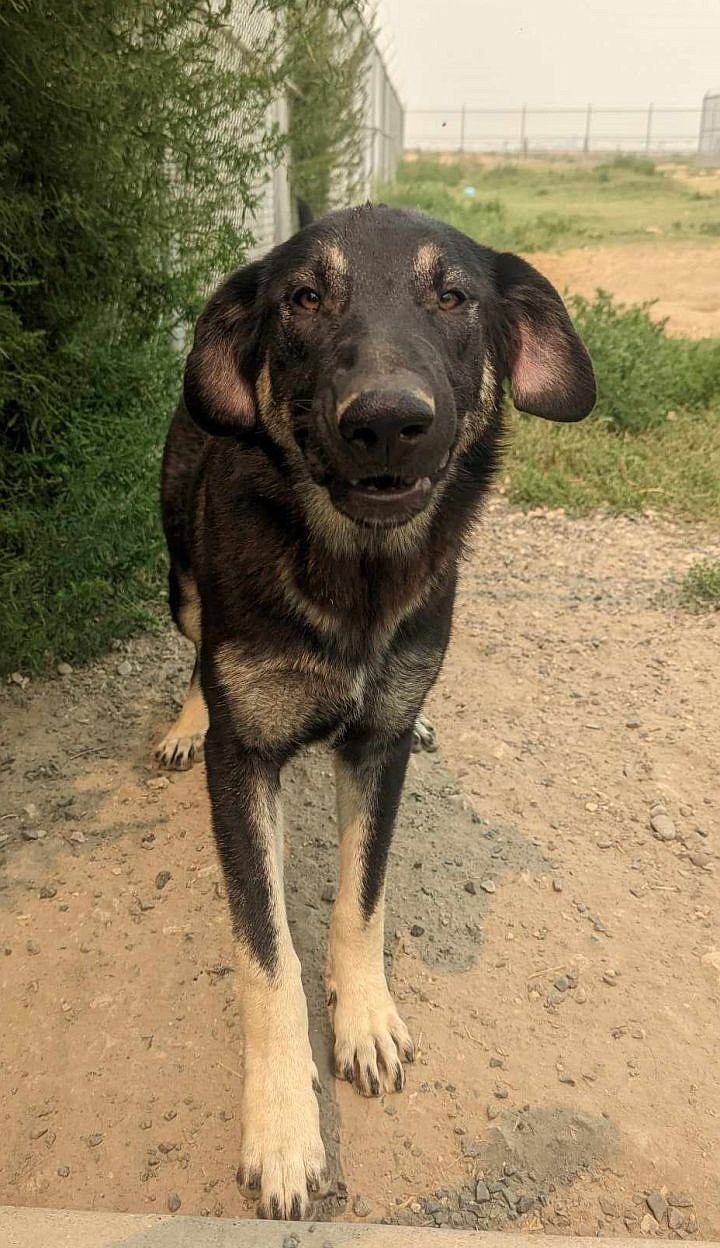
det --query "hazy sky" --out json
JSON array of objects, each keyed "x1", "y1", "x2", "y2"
[{"x1": 377, "y1": 0, "x2": 720, "y2": 110}]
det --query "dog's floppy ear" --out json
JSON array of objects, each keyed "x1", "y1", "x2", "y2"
[
  {"x1": 496, "y1": 252, "x2": 596, "y2": 422},
  {"x1": 183, "y1": 260, "x2": 264, "y2": 436}
]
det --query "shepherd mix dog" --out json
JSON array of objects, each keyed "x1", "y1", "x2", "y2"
[{"x1": 156, "y1": 204, "x2": 596, "y2": 1220}]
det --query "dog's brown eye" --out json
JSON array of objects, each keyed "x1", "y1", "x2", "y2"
[
  {"x1": 293, "y1": 287, "x2": 321, "y2": 312},
  {"x1": 439, "y1": 289, "x2": 466, "y2": 311}
]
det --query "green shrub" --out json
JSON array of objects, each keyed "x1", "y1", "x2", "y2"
[
  {"x1": 0, "y1": 0, "x2": 366, "y2": 674},
  {"x1": 567, "y1": 292, "x2": 720, "y2": 433},
  {"x1": 285, "y1": 1, "x2": 371, "y2": 216},
  {"x1": 681, "y1": 561, "x2": 720, "y2": 608},
  {"x1": 596, "y1": 153, "x2": 658, "y2": 176}
]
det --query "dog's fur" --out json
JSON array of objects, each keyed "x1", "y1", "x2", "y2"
[{"x1": 157, "y1": 204, "x2": 595, "y2": 1220}]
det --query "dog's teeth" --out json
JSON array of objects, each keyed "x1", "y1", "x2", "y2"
[
  {"x1": 419, "y1": 477, "x2": 431, "y2": 489},
  {"x1": 439, "y1": 452, "x2": 450, "y2": 470}
]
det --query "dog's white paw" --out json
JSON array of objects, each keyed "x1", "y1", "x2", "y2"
[
  {"x1": 412, "y1": 713, "x2": 437, "y2": 753},
  {"x1": 236, "y1": 1050, "x2": 327, "y2": 1220},
  {"x1": 154, "y1": 728, "x2": 206, "y2": 771},
  {"x1": 329, "y1": 975, "x2": 414, "y2": 1097}
]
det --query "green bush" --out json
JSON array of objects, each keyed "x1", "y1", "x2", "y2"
[
  {"x1": 682, "y1": 561, "x2": 720, "y2": 608},
  {"x1": 284, "y1": 1, "x2": 371, "y2": 216},
  {"x1": 0, "y1": 0, "x2": 365, "y2": 674},
  {"x1": 567, "y1": 292, "x2": 720, "y2": 433},
  {"x1": 596, "y1": 153, "x2": 658, "y2": 176}
]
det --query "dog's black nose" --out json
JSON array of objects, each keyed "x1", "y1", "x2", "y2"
[{"x1": 338, "y1": 388, "x2": 435, "y2": 466}]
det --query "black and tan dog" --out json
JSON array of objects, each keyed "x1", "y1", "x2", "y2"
[{"x1": 156, "y1": 204, "x2": 595, "y2": 1220}]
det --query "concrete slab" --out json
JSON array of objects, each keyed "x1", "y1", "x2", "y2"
[{"x1": 2, "y1": 1207, "x2": 718, "y2": 1248}]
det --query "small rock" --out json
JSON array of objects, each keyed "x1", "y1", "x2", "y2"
[
  {"x1": 647, "y1": 1191, "x2": 668, "y2": 1224},
  {"x1": 667, "y1": 1192, "x2": 693, "y2": 1208},
  {"x1": 475, "y1": 1180, "x2": 490, "y2": 1202},
  {"x1": 461, "y1": 1138, "x2": 482, "y2": 1157},
  {"x1": 517, "y1": 1196, "x2": 535, "y2": 1214},
  {"x1": 493, "y1": 1086, "x2": 509, "y2": 1099},
  {"x1": 650, "y1": 811, "x2": 676, "y2": 842},
  {"x1": 480, "y1": 879, "x2": 496, "y2": 894},
  {"x1": 552, "y1": 878, "x2": 563, "y2": 892},
  {"x1": 353, "y1": 1195, "x2": 371, "y2": 1217},
  {"x1": 321, "y1": 885, "x2": 335, "y2": 903},
  {"x1": 118, "y1": 660, "x2": 132, "y2": 677},
  {"x1": 69, "y1": 830, "x2": 85, "y2": 844},
  {"x1": 30, "y1": 1126, "x2": 48, "y2": 1140},
  {"x1": 23, "y1": 804, "x2": 39, "y2": 821},
  {"x1": 600, "y1": 1196, "x2": 620, "y2": 1217},
  {"x1": 410, "y1": 924, "x2": 425, "y2": 937},
  {"x1": 87, "y1": 1133, "x2": 103, "y2": 1147},
  {"x1": 640, "y1": 1213, "x2": 656, "y2": 1235},
  {"x1": 603, "y1": 971, "x2": 619, "y2": 986},
  {"x1": 10, "y1": 671, "x2": 26, "y2": 686},
  {"x1": 22, "y1": 828, "x2": 47, "y2": 841},
  {"x1": 155, "y1": 871, "x2": 172, "y2": 891},
  {"x1": 486, "y1": 1104, "x2": 500, "y2": 1120},
  {"x1": 626, "y1": 718, "x2": 641, "y2": 728},
  {"x1": 39, "y1": 885, "x2": 57, "y2": 899},
  {"x1": 464, "y1": 880, "x2": 476, "y2": 895},
  {"x1": 139, "y1": 1120, "x2": 152, "y2": 1130},
  {"x1": 555, "y1": 975, "x2": 573, "y2": 992},
  {"x1": 167, "y1": 1193, "x2": 182, "y2": 1213},
  {"x1": 668, "y1": 1208, "x2": 685, "y2": 1231},
  {"x1": 689, "y1": 850, "x2": 712, "y2": 869},
  {"x1": 57, "y1": 662, "x2": 73, "y2": 677},
  {"x1": 558, "y1": 1072, "x2": 575, "y2": 1086},
  {"x1": 283, "y1": 1236, "x2": 300, "y2": 1248},
  {"x1": 489, "y1": 1056, "x2": 503, "y2": 1068},
  {"x1": 57, "y1": 1166, "x2": 70, "y2": 1178},
  {"x1": 146, "y1": 776, "x2": 169, "y2": 791}
]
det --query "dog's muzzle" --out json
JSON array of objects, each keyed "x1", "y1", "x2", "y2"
[{"x1": 316, "y1": 373, "x2": 455, "y2": 527}]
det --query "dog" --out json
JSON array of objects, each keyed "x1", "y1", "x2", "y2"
[{"x1": 156, "y1": 203, "x2": 595, "y2": 1220}]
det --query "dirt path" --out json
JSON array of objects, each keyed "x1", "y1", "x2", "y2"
[
  {"x1": 529, "y1": 246, "x2": 720, "y2": 339},
  {"x1": 1, "y1": 498, "x2": 719, "y2": 1237}
]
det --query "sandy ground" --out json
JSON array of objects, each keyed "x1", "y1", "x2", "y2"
[
  {"x1": 1, "y1": 497, "x2": 719, "y2": 1237},
  {"x1": 529, "y1": 246, "x2": 720, "y2": 339}
]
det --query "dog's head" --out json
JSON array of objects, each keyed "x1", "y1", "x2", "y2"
[{"x1": 184, "y1": 205, "x2": 595, "y2": 530}]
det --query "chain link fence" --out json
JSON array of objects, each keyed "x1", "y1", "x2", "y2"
[
  {"x1": 699, "y1": 90, "x2": 720, "y2": 163},
  {"x1": 216, "y1": 8, "x2": 403, "y2": 260},
  {"x1": 405, "y1": 104, "x2": 704, "y2": 157}
]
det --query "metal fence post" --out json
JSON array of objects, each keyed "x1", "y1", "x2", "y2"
[
  {"x1": 460, "y1": 103, "x2": 466, "y2": 153},
  {"x1": 583, "y1": 103, "x2": 592, "y2": 153},
  {"x1": 645, "y1": 102, "x2": 654, "y2": 152}
]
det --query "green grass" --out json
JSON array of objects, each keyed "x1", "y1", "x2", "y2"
[
  {"x1": 681, "y1": 560, "x2": 720, "y2": 608},
  {"x1": 382, "y1": 154, "x2": 720, "y2": 250},
  {"x1": 504, "y1": 405, "x2": 720, "y2": 521}
]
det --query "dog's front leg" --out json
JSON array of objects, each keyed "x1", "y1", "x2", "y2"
[
  {"x1": 204, "y1": 725, "x2": 326, "y2": 1220},
  {"x1": 328, "y1": 729, "x2": 415, "y2": 1097}
]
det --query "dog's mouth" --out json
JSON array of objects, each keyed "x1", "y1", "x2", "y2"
[
  {"x1": 329, "y1": 457, "x2": 450, "y2": 527},
  {"x1": 296, "y1": 423, "x2": 452, "y2": 527}
]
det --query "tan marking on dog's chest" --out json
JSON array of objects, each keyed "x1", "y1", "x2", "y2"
[{"x1": 215, "y1": 643, "x2": 366, "y2": 746}]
